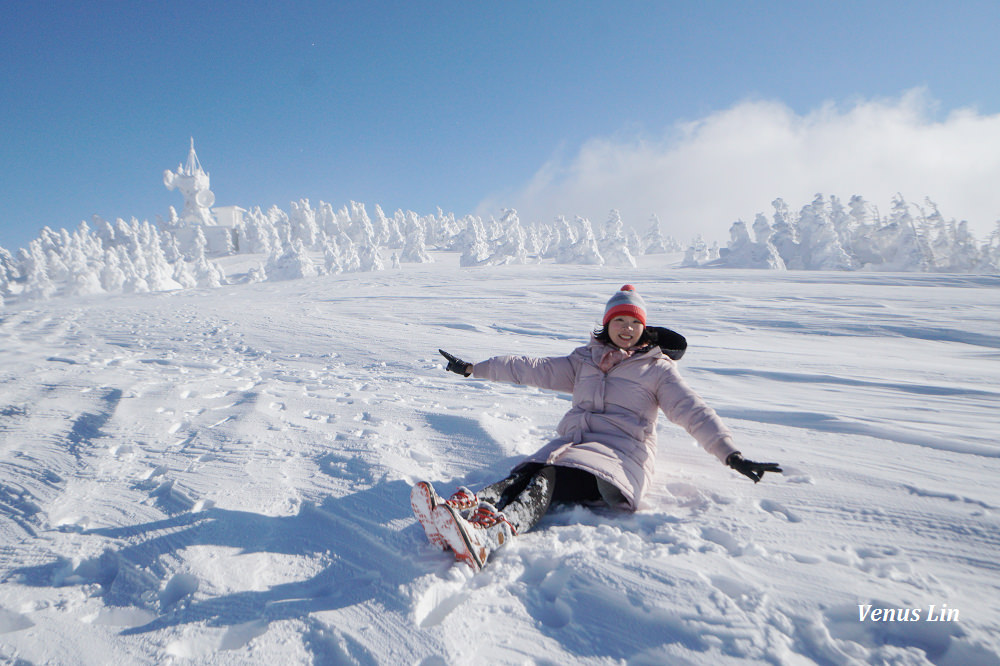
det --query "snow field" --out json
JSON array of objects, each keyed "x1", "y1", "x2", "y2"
[{"x1": 1, "y1": 257, "x2": 998, "y2": 664}]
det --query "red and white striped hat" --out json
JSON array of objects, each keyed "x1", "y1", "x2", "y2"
[{"x1": 603, "y1": 284, "x2": 647, "y2": 325}]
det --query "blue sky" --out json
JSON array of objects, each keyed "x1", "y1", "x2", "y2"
[{"x1": 3, "y1": 1, "x2": 1000, "y2": 251}]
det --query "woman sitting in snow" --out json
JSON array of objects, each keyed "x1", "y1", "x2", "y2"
[{"x1": 411, "y1": 285, "x2": 781, "y2": 570}]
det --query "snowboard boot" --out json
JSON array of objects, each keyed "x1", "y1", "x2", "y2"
[
  {"x1": 433, "y1": 501, "x2": 516, "y2": 571},
  {"x1": 410, "y1": 482, "x2": 479, "y2": 550}
]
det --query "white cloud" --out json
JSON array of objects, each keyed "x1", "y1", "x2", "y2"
[{"x1": 483, "y1": 89, "x2": 1000, "y2": 241}]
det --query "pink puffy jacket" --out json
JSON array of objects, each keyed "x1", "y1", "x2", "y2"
[{"x1": 472, "y1": 338, "x2": 738, "y2": 510}]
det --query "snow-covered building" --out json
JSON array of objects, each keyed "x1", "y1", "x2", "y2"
[
  {"x1": 213, "y1": 205, "x2": 246, "y2": 229},
  {"x1": 162, "y1": 139, "x2": 237, "y2": 255}
]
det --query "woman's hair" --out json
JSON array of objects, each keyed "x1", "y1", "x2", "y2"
[{"x1": 593, "y1": 324, "x2": 654, "y2": 347}]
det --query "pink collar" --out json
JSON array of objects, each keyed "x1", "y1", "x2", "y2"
[{"x1": 598, "y1": 346, "x2": 634, "y2": 373}]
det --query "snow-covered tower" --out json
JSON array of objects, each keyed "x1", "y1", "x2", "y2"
[
  {"x1": 162, "y1": 139, "x2": 241, "y2": 255},
  {"x1": 163, "y1": 138, "x2": 216, "y2": 226}
]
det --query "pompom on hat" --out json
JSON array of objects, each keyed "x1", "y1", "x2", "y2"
[{"x1": 603, "y1": 284, "x2": 647, "y2": 326}]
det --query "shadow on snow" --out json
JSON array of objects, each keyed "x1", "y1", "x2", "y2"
[{"x1": 6, "y1": 479, "x2": 425, "y2": 635}]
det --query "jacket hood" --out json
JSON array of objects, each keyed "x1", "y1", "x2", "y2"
[{"x1": 646, "y1": 326, "x2": 687, "y2": 361}]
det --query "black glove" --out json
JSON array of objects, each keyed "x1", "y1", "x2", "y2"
[
  {"x1": 439, "y1": 349, "x2": 473, "y2": 377},
  {"x1": 726, "y1": 452, "x2": 782, "y2": 483}
]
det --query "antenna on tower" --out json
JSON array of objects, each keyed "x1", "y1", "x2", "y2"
[{"x1": 185, "y1": 137, "x2": 204, "y2": 175}]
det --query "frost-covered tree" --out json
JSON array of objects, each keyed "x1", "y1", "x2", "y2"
[
  {"x1": 387, "y1": 210, "x2": 407, "y2": 250},
  {"x1": 770, "y1": 198, "x2": 802, "y2": 269},
  {"x1": 20, "y1": 241, "x2": 57, "y2": 300},
  {"x1": 848, "y1": 195, "x2": 882, "y2": 267},
  {"x1": 193, "y1": 254, "x2": 227, "y2": 287},
  {"x1": 542, "y1": 217, "x2": 572, "y2": 260},
  {"x1": 171, "y1": 256, "x2": 198, "y2": 289},
  {"x1": 246, "y1": 264, "x2": 267, "y2": 283},
  {"x1": 455, "y1": 216, "x2": 492, "y2": 267},
  {"x1": 370, "y1": 204, "x2": 392, "y2": 247},
  {"x1": 829, "y1": 195, "x2": 854, "y2": 251},
  {"x1": 289, "y1": 199, "x2": 320, "y2": 249},
  {"x1": 0, "y1": 246, "x2": 14, "y2": 303},
  {"x1": 100, "y1": 248, "x2": 126, "y2": 293},
  {"x1": 270, "y1": 206, "x2": 294, "y2": 250},
  {"x1": 346, "y1": 201, "x2": 375, "y2": 246},
  {"x1": 317, "y1": 201, "x2": 341, "y2": 240},
  {"x1": 338, "y1": 233, "x2": 362, "y2": 273},
  {"x1": 868, "y1": 195, "x2": 930, "y2": 271},
  {"x1": 240, "y1": 207, "x2": 281, "y2": 256},
  {"x1": 557, "y1": 217, "x2": 604, "y2": 265},
  {"x1": 716, "y1": 216, "x2": 785, "y2": 269},
  {"x1": 428, "y1": 208, "x2": 459, "y2": 248},
  {"x1": 486, "y1": 209, "x2": 529, "y2": 265},
  {"x1": 357, "y1": 242, "x2": 385, "y2": 272},
  {"x1": 944, "y1": 220, "x2": 982, "y2": 272},
  {"x1": 681, "y1": 235, "x2": 710, "y2": 267},
  {"x1": 797, "y1": 195, "x2": 853, "y2": 270},
  {"x1": 62, "y1": 229, "x2": 103, "y2": 296},
  {"x1": 323, "y1": 237, "x2": 343, "y2": 275},
  {"x1": 265, "y1": 240, "x2": 317, "y2": 281},
  {"x1": 399, "y1": 212, "x2": 433, "y2": 263},
  {"x1": 45, "y1": 247, "x2": 71, "y2": 285},
  {"x1": 981, "y1": 222, "x2": 1000, "y2": 271},
  {"x1": 137, "y1": 221, "x2": 182, "y2": 291},
  {"x1": 642, "y1": 215, "x2": 670, "y2": 254},
  {"x1": 1, "y1": 246, "x2": 20, "y2": 284},
  {"x1": 752, "y1": 214, "x2": 786, "y2": 268},
  {"x1": 598, "y1": 210, "x2": 636, "y2": 267}
]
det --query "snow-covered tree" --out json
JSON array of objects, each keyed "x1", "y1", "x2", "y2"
[
  {"x1": 399, "y1": 212, "x2": 433, "y2": 263},
  {"x1": 357, "y1": 242, "x2": 385, "y2": 272},
  {"x1": 642, "y1": 215, "x2": 670, "y2": 254},
  {"x1": 20, "y1": 241, "x2": 57, "y2": 300},
  {"x1": 557, "y1": 217, "x2": 603, "y2": 265},
  {"x1": 770, "y1": 198, "x2": 802, "y2": 269},
  {"x1": 62, "y1": 228, "x2": 103, "y2": 296},
  {"x1": 0, "y1": 246, "x2": 20, "y2": 284},
  {"x1": 981, "y1": 221, "x2": 1000, "y2": 271},
  {"x1": 323, "y1": 237, "x2": 343, "y2": 275},
  {"x1": 682, "y1": 235, "x2": 710, "y2": 267},
  {"x1": 944, "y1": 220, "x2": 982, "y2": 272},
  {"x1": 338, "y1": 233, "x2": 362, "y2": 273},
  {"x1": 598, "y1": 210, "x2": 636, "y2": 267},
  {"x1": 847, "y1": 195, "x2": 882, "y2": 267},
  {"x1": 289, "y1": 199, "x2": 321, "y2": 249},
  {"x1": 265, "y1": 240, "x2": 317, "y2": 281},
  {"x1": 346, "y1": 201, "x2": 375, "y2": 247},
  {"x1": 317, "y1": 201, "x2": 341, "y2": 240},
  {"x1": 486, "y1": 209, "x2": 529, "y2": 265},
  {"x1": 0, "y1": 246, "x2": 14, "y2": 303},
  {"x1": 240, "y1": 207, "x2": 281, "y2": 256},
  {"x1": 455, "y1": 217, "x2": 492, "y2": 267},
  {"x1": 371, "y1": 204, "x2": 392, "y2": 247},
  {"x1": 193, "y1": 254, "x2": 227, "y2": 287},
  {"x1": 716, "y1": 216, "x2": 785, "y2": 269},
  {"x1": 875, "y1": 194, "x2": 932, "y2": 271},
  {"x1": 797, "y1": 195, "x2": 853, "y2": 270}
]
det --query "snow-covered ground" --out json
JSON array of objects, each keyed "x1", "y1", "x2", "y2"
[{"x1": 1, "y1": 254, "x2": 998, "y2": 665}]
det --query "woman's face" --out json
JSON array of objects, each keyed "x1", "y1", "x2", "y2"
[{"x1": 608, "y1": 316, "x2": 644, "y2": 349}]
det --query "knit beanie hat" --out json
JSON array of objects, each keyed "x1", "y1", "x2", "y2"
[{"x1": 603, "y1": 284, "x2": 647, "y2": 325}]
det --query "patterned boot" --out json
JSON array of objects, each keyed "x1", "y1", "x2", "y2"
[
  {"x1": 410, "y1": 482, "x2": 479, "y2": 550},
  {"x1": 433, "y1": 501, "x2": 516, "y2": 571}
]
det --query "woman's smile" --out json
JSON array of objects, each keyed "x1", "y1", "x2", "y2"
[{"x1": 608, "y1": 316, "x2": 644, "y2": 349}]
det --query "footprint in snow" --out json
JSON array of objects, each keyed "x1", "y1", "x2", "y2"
[{"x1": 759, "y1": 499, "x2": 803, "y2": 523}]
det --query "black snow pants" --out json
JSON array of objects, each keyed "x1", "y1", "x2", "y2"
[{"x1": 477, "y1": 463, "x2": 603, "y2": 534}]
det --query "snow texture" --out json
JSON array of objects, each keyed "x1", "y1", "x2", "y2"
[{"x1": 1, "y1": 253, "x2": 998, "y2": 665}]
